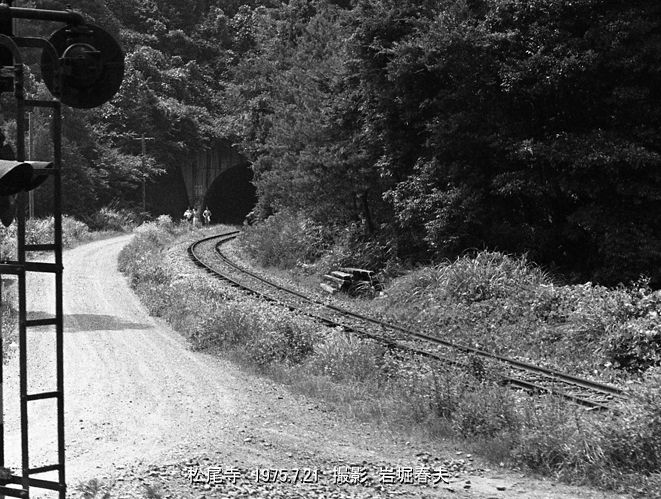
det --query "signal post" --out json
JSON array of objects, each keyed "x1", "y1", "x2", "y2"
[{"x1": 0, "y1": 3, "x2": 124, "y2": 497}]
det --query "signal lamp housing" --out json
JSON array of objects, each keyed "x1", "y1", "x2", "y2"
[
  {"x1": 0, "y1": 160, "x2": 52, "y2": 227},
  {"x1": 0, "y1": 160, "x2": 52, "y2": 196}
]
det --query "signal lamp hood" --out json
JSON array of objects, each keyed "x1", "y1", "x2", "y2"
[{"x1": 0, "y1": 160, "x2": 52, "y2": 196}]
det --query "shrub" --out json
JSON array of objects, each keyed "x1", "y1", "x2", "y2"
[
  {"x1": 316, "y1": 223, "x2": 397, "y2": 274},
  {"x1": 239, "y1": 211, "x2": 331, "y2": 268},
  {"x1": 435, "y1": 251, "x2": 550, "y2": 302},
  {"x1": 509, "y1": 370, "x2": 661, "y2": 493},
  {"x1": 306, "y1": 332, "x2": 389, "y2": 382},
  {"x1": 155, "y1": 214, "x2": 175, "y2": 231},
  {"x1": 523, "y1": 283, "x2": 633, "y2": 362},
  {"x1": 25, "y1": 217, "x2": 54, "y2": 245},
  {"x1": 602, "y1": 368, "x2": 661, "y2": 474},
  {"x1": 117, "y1": 222, "x2": 175, "y2": 285},
  {"x1": 451, "y1": 382, "x2": 519, "y2": 438},
  {"x1": 61, "y1": 215, "x2": 91, "y2": 247},
  {"x1": 132, "y1": 221, "x2": 176, "y2": 249},
  {"x1": 385, "y1": 250, "x2": 550, "y2": 306},
  {"x1": 249, "y1": 321, "x2": 314, "y2": 366},
  {"x1": 87, "y1": 207, "x2": 141, "y2": 232},
  {"x1": 190, "y1": 302, "x2": 315, "y2": 367},
  {"x1": 375, "y1": 250, "x2": 661, "y2": 375},
  {"x1": 75, "y1": 478, "x2": 112, "y2": 499},
  {"x1": 0, "y1": 216, "x2": 92, "y2": 260},
  {"x1": 604, "y1": 318, "x2": 661, "y2": 372},
  {"x1": 513, "y1": 398, "x2": 607, "y2": 478},
  {"x1": 189, "y1": 305, "x2": 262, "y2": 351},
  {"x1": 601, "y1": 283, "x2": 661, "y2": 372},
  {"x1": 132, "y1": 264, "x2": 172, "y2": 312}
]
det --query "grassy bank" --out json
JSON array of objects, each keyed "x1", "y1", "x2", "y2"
[
  {"x1": 240, "y1": 212, "x2": 661, "y2": 380},
  {"x1": 120, "y1": 218, "x2": 661, "y2": 497}
]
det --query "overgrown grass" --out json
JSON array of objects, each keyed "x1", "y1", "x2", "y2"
[
  {"x1": 240, "y1": 214, "x2": 398, "y2": 275},
  {"x1": 74, "y1": 478, "x2": 163, "y2": 499},
  {"x1": 118, "y1": 219, "x2": 318, "y2": 369},
  {"x1": 376, "y1": 257, "x2": 661, "y2": 378},
  {"x1": 0, "y1": 215, "x2": 92, "y2": 260},
  {"x1": 239, "y1": 212, "x2": 661, "y2": 377},
  {"x1": 85, "y1": 206, "x2": 143, "y2": 232},
  {"x1": 240, "y1": 210, "x2": 331, "y2": 268},
  {"x1": 120, "y1": 219, "x2": 661, "y2": 497},
  {"x1": 75, "y1": 478, "x2": 113, "y2": 499}
]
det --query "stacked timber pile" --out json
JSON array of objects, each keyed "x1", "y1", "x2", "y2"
[{"x1": 320, "y1": 267, "x2": 383, "y2": 297}]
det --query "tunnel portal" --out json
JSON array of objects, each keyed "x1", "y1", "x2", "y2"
[{"x1": 202, "y1": 164, "x2": 256, "y2": 224}]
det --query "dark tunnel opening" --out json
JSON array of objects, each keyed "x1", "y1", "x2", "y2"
[{"x1": 202, "y1": 163, "x2": 256, "y2": 224}]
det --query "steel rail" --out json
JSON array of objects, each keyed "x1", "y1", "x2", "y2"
[{"x1": 189, "y1": 232, "x2": 625, "y2": 410}]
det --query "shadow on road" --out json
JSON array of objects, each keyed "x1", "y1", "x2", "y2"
[{"x1": 25, "y1": 311, "x2": 151, "y2": 332}]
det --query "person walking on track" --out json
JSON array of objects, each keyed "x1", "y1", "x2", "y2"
[{"x1": 191, "y1": 208, "x2": 199, "y2": 228}]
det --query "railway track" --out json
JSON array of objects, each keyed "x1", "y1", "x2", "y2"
[{"x1": 189, "y1": 231, "x2": 626, "y2": 411}]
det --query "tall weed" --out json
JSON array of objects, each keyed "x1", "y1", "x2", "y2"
[
  {"x1": 87, "y1": 207, "x2": 140, "y2": 232},
  {"x1": 0, "y1": 215, "x2": 92, "y2": 260},
  {"x1": 377, "y1": 250, "x2": 661, "y2": 375},
  {"x1": 61, "y1": 215, "x2": 92, "y2": 247},
  {"x1": 305, "y1": 332, "x2": 389, "y2": 382},
  {"x1": 239, "y1": 211, "x2": 330, "y2": 268},
  {"x1": 387, "y1": 251, "x2": 550, "y2": 305},
  {"x1": 190, "y1": 302, "x2": 315, "y2": 367}
]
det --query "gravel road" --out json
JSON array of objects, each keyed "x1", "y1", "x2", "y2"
[{"x1": 0, "y1": 235, "x2": 627, "y2": 498}]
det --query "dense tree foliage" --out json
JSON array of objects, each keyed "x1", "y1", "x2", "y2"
[
  {"x1": 349, "y1": 0, "x2": 661, "y2": 285},
  {"x1": 222, "y1": 0, "x2": 661, "y2": 285},
  {"x1": 1, "y1": 0, "x2": 659, "y2": 285}
]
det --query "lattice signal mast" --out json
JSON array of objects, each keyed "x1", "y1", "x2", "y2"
[{"x1": 0, "y1": 2, "x2": 124, "y2": 497}]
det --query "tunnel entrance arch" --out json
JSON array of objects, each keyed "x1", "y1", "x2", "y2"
[
  {"x1": 202, "y1": 163, "x2": 256, "y2": 224},
  {"x1": 180, "y1": 140, "x2": 246, "y2": 212}
]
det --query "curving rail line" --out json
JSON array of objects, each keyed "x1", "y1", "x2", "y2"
[{"x1": 189, "y1": 231, "x2": 626, "y2": 411}]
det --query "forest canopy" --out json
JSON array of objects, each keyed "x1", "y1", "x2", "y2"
[
  {"x1": 4, "y1": 0, "x2": 660, "y2": 285},
  {"x1": 221, "y1": 0, "x2": 661, "y2": 286}
]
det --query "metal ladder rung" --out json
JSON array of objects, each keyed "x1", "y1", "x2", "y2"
[
  {"x1": 29, "y1": 464, "x2": 60, "y2": 475},
  {"x1": 28, "y1": 262, "x2": 60, "y2": 273},
  {"x1": 0, "y1": 485, "x2": 28, "y2": 498},
  {"x1": 26, "y1": 476, "x2": 64, "y2": 492},
  {"x1": 5, "y1": 474, "x2": 64, "y2": 492},
  {"x1": 25, "y1": 317, "x2": 57, "y2": 327},
  {"x1": 24, "y1": 98, "x2": 60, "y2": 108},
  {"x1": 25, "y1": 390, "x2": 60, "y2": 402},
  {"x1": 25, "y1": 262, "x2": 60, "y2": 273},
  {"x1": 6, "y1": 38, "x2": 67, "y2": 499},
  {"x1": 0, "y1": 263, "x2": 25, "y2": 275},
  {"x1": 0, "y1": 262, "x2": 61, "y2": 273},
  {"x1": 25, "y1": 243, "x2": 57, "y2": 252}
]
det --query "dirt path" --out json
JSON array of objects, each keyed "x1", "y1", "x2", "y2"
[{"x1": 1, "y1": 236, "x2": 627, "y2": 498}]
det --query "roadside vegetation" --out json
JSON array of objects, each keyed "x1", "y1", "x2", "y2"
[
  {"x1": 121, "y1": 219, "x2": 661, "y2": 498},
  {"x1": 75, "y1": 478, "x2": 164, "y2": 499}
]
